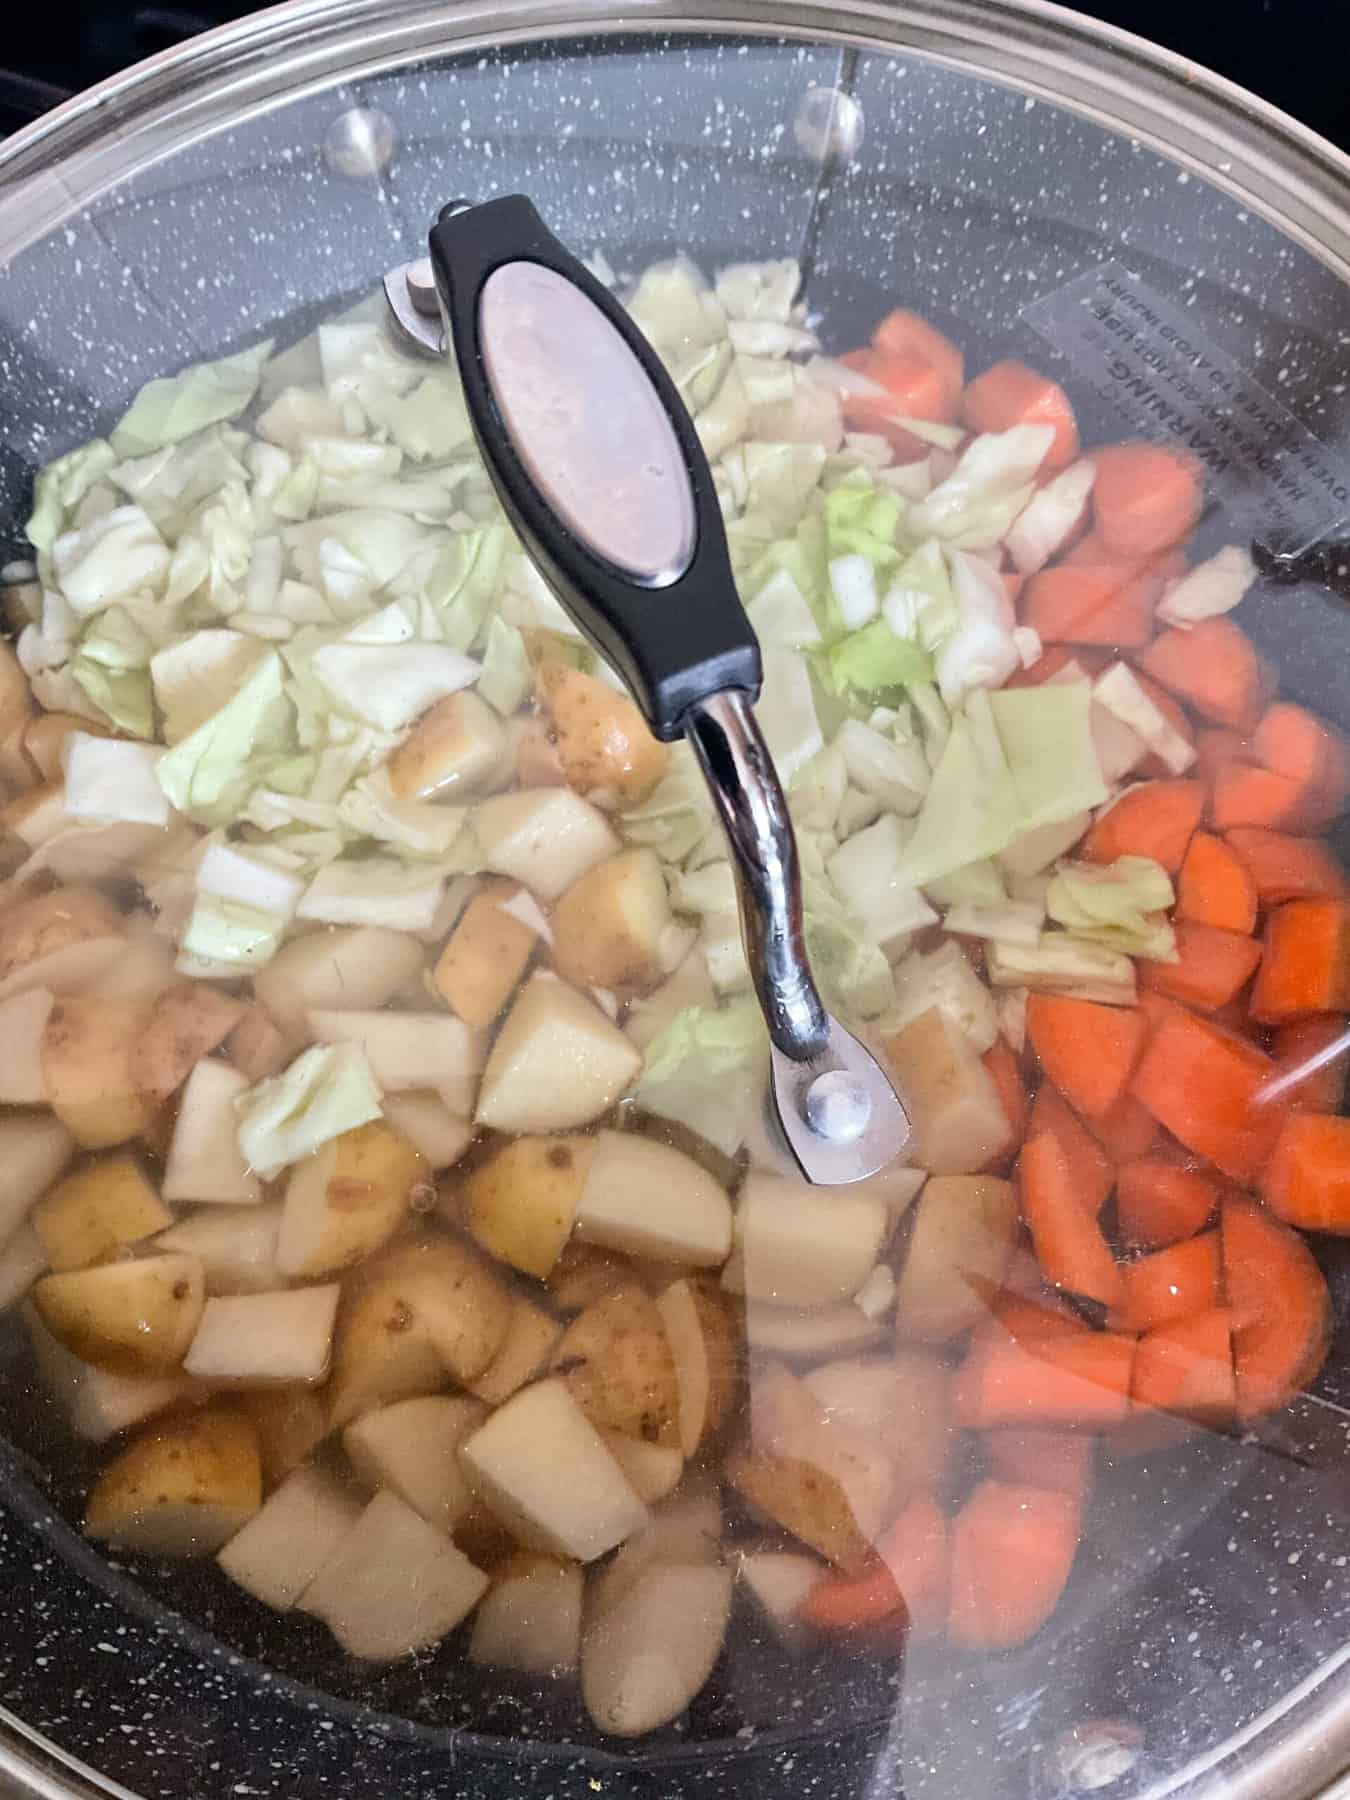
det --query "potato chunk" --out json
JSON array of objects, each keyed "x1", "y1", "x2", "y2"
[
  {"x1": 474, "y1": 787, "x2": 619, "y2": 901},
  {"x1": 732, "y1": 1173, "x2": 888, "y2": 1308},
  {"x1": 184, "y1": 1285, "x2": 340, "y2": 1386},
  {"x1": 32, "y1": 1253, "x2": 205, "y2": 1374},
  {"x1": 163, "y1": 1059, "x2": 261, "y2": 1205},
  {"x1": 131, "y1": 982, "x2": 246, "y2": 1104},
  {"x1": 575, "y1": 1131, "x2": 733, "y2": 1267},
  {"x1": 475, "y1": 975, "x2": 640, "y2": 1133},
  {"x1": 41, "y1": 995, "x2": 156, "y2": 1148},
  {"x1": 218, "y1": 1464, "x2": 364, "y2": 1611},
  {"x1": 550, "y1": 1286, "x2": 681, "y2": 1448},
  {"x1": 430, "y1": 878, "x2": 537, "y2": 1028},
  {"x1": 462, "y1": 1134, "x2": 591, "y2": 1278},
  {"x1": 32, "y1": 1154, "x2": 172, "y2": 1272},
  {"x1": 469, "y1": 1553, "x2": 584, "y2": 1676},
  {"x1": 0, "y1": 886, "x2": 125, "y2": 993},
  {"x1": 85, "y1": 1403, "x2": 262, "y2": 1557},
  {"x1": 581, "y1": 1562, "x2": 731, "y2": 1738},
  {"x1": 465, "y1": 1297, "x2": 564, "y2": 1406},
  {"x1": 0, "y1": 1113, "x2": 75, "y2": 1242},
  {"x1": 0, "y1": 986, "x2": 53, "y2": 1103},
  {"x1": 254, "y1": 925, "x2": 425, "y2": 1042},
  {"x1": 278, "y1": 1120, "x2": 425, "y2": 1278},
  {"x1": 893, "y1": 1174, "x2": 1018, "y2": 1341},
  {"x1": 655, "y1": 1278, "x2": 739, "y2": 1456},
  {"x1": 536, "y1": 663, "x2": 669, "y2": 808},
  {"x1": 342, "y1": 1393, "x2": 485, "y2": 1533},
  {"x1": 386, "y1": 690, "x2": 506, "y2": 800},
  {"x1": 883, "y1": 1006, "x2": 1013, "y2": 1174},
  {"x1": 552, "y1": 850, "x2": 672, "y2": 996},
  {"x1": 155, "y1": 1202, "x2": 283, "y2": 1295}
]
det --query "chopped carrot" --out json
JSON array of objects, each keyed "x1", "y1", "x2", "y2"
[
  {"x1": 1177, "y1": 832, "x2": 1258, "y2": 935},
  {"x1": 1250, "y1": 899, "x2": 1350, "y2": 1025},
  {"x1": 1091, "y1": 442, "x2": 1204, "y2": 557},
  {"x1": 1002, "y1": 644, "x2": 1109, "y2": 688},
  {"x1": 984, "y1": 1039, "x2": 1030, "y2": 1150},
  {"x1": 961, "y1": 360, "x2": 1079, "y2": 472},
  {"x1": 839, "y1": 350, "x2": 946, "y2": 459},
  {"x1": 986, "y1": 1428, "x2": 1096, "y2": 1501},
  {"x1": 948, "y1": 1480, "x2": 1083, "y2": 1650},
  {"x1": 1026, "y1": 1084, "x2": 1113, "y2": 1215},
  {"x1": 975, "y1": 1286, "x2": 1093, "y2": 1348},
  {"x1": 879, "y1": 1495, "x2": 950, "y2": 1638},
  {"x1": 1022, "y1": 561, "x2": 1161, "y2": 649},
  {"x1": 1020, "y1": 1135, "x2": 1123, "y2": 1309},
  {"x1": 798, "y1": 1558, "x2": 901, "y2": 1633},
  {"x1": 1221, "y1": 1197, "x2": 1331, "y2": 1422},
  {"x1": 1194, "y1": 727, "x2": 1253, "y2": 802},
  {"x1": 1082, "y1": 779, "x2": 1204, "y2": 874},
  {"x1": 1134, "y1": 671, "x2": 1197, "y2": 779},
  {"x1": 1252, "y1": 702, "x2": 1350, "y2": 830},
  {"x1": 956, "y1": 1330, "x2": 1135, "y2": 1430},
  {"x1": 1137, "y1": 618, "x2": 1268, "y2": 731},
  {"x1": 1262, "y1": 1114, "x2": 1350, "y2": 1234},
  {"x1": 1211, "y1": 763, "x2": 1308, "y2": 833},
  {"x1": 1129, "y1": 1002, "x2": 1279, "y2": 1181},
  {"x1": 1271, "y1": 1015, "x2": 1349, "y2": 1114},
  {"x1": 1225, "y1": 828, "x2": 1349, "y2": 906},
  {"x1": 1115, "y1": 1157, "x2": 1222, "y2": 1249},
  {"x1": 871, "y1": 308, "x2": 964, "y2": 401},
  {"x1": 1083, "y1": 1092, "x2": 1158, "y2": 1163},
  {"x1": 1109, "y1": 1232, "x2": 1222, "y2": 1334},
  {"x1": 1026, "y1": 993, "x2": 1148, "y2": 1120},
  {"x1": 1131, "y1": 1306, "x2": 1236, "y2": 1427},
  {"x1": 1139, "y1": 920, "x2": 1262, "y2": 1012}
]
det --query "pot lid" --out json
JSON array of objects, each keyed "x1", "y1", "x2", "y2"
[{"x1": 1, "y1": 7, "x2": 1350, "y2": 1800}]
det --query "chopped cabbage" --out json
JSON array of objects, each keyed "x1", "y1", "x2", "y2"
[
  {"x1": 150, "y1": 629, "x2": 264, "y2": 744},
  {"x1": 789, "y1": 745, "x2": 848, "y2": 834},
  {"x1": 310, "y1": 640, "x2": 479, "y2": 734},
  {"x1": 296, "y1": 857, "x2": 446, "y2": 931},
  {"x1": 826, "y1": 815, "x2": 937, "y2": 953},
  {"x1": 825, "y1": 618, "x2": 933, "y2": 700},
  {"x1": 907, "y1": 425, "x2": 1054, "y2": 547},
  {"x1": 714, "y1": 259, "x2": 800, "y2": 324},
  {"x1": 1046, "y1": 856, "x2": 1178, "y2": 960},
  {"x1": 888, "y1": 940, "x2": 1000, "y2": 1051},
  {"x1": 337, "y1": 773, "x2": 469, "y2": 859},
  {"x1": 1156, "y1": 546, "x2": 1257, "y2": 629},
  {"x1": 985, "y1": 933, "x2": 1138, "y2": 1005},
  {"x1": 934, "y1": 551, "x2": 1020, "y2": 709},
  {"x1": 475, "y1": 617, "x2": 531, "y2": 716},
  {"x1": 924, "y1": 859, "x2": 1006, "y2": 908},
  {"x1": 747, "y1": 569, "x2": 822, "y2": 651},
  {"x1": 754, "y1": 647, "x2": 823, "y2": 784},
  {"x1": 943, "y1": 898, "x2": 1045, "y2": 945},
  {"x1": 988, "y1": 682, "x2": 1107, "y2": 831},
  {"x1": 155, "y1": 650, "x2": 290, "y2": 827},
  {"x1": 110, "y1": 341, "x2": 273, "y2": 457},
  {"x1": 1004, "y1": 459, "x2": 1097, "y2": 574},
  {"x1": 834, "y1": 717, "x2": 927, "y2": 816},
  {"x1": 1093, "y1": 663, "x2": 1196, "y2": 776},
  {"x1": 632, "y1": 997, "x2": 769, "y2": 1157},
  {"x1": 828, "y1": 554, "x2": 880, "y2": 630},
  {"x1": 51, "y1": 506, "x2": 170, "y2": 615},
  {"x1": 236, "y1": 1042, "x2": 383, "y2": 1180},
  {"x1": 26, "y1": 440, "x2": 118, "y2": 555},
  {"x1": 881, "y1": 538, "x2": 957, "y2": 655},
  {"x1": 63, "y1": 735, "x2": 168, "y2": 827},
  {"x1": 997, "y1": 810, "x2": 1093, "y2": 881}
]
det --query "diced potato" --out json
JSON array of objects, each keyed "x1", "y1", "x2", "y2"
[
  {"x1": 239, "y1": 1387, "x2": 330, "y2": 1487},
  {"x1": 598, "y1": 1431, "x2": 684, "y2": 1505},
  {"x1": 131, "y1": 982, "x2": 246, "y2": 1104},
  {"x1": 342, "y1": 1394, "x2": 485, "y2": 1532},
  {"x1": 298, "y1": 1489, "x2": 489, "y2": 1660},
  {"x1": 469, "y1": 1552, "x2": 584, "y2": 1676},
  {"x1": 462, "y1": 1135, "x2": 591, "y2": 1278},
  {"x1": 732, "y1": 1174, "x2": 889, "y2": 1308},
  {"x1": 226, "y1": 1003, "x2": 295, "y2": 1082},
  {"x1": 84, "y1": 1403, "x2": 262, "y2": 1557},
  {"x1": 475, "y1": 975, "x2": 640, "y2": 1133},
  {"x1": 474, "y1": 787, "x2": 620, "y2": 901},
  {"x1": 0, "y1": 986, "x2": 52, "y2": 1103},
  {"x1": 430, "y1": 877, "x2": 537, "y2": 1028},
  {"x1": 655, "y1": 1278, "x2": 739, "y2": 1456},
  {"x1": 33, "y1": 1252, "x2": 204, "y2": 1375},
  {"x1": 581, "y1": 1562, "x2": 731, "y2": 1738},
  {"x1": 254, "y1": 926, "x2": 425, "y2": 1042},
  {"x1": 458, "y1": 1378, "x2": 648, "y2": 1561},
  {"x1": 22, "y1": 710, "x2": 104, "y2": 784},
  {"x1": 41, "y1": 995, "x2": 156, "y2": 1148},
  {"x1": 24, "y1": 1305, "x2": 194, "y2": 1441},
  {"x1": 738, "y1": 1550, "x2": 825, "y2": 1652},
  {"x1": 465, "y1": 1298, "x2": 564, "y2": 1407},
  {"x1": 0, "y1": 639, "x2": 33, "y2": 744},
  {"x1": 546, "y1": 1242, "x2": 634, "y2": 1312},
  {"x1": 32, "y1": 1154, "x2": 172, "y2": 1272},
  {"x1": 549, "y1": 1286, "x2": 681, "y2": 1448},
  {"x1": 218, "y1": 1464, "x2": 364, "y2": 1611},
  {"x1": 742, "y1": 1301, "x2": 886, "y2": 1360},
  {"x1": 0, "y1": 779, "x2": 66, "y2": 848},
  {"x1": 552, "y1": 850, "x2": 672, "y2": 996},
  {"x1": 327, "y1": 1235, "x2": 513, "y2": 1428},
  {"x1": 379, "y1": 1091, "x2": 474, "y2": 1171},
  {"x1": 624, "y1": 947, "x2": 715, "y2": 1053},
  {"x1": 0, "y1": 1224, "x2": 46, "y2": 1311},
  {"x1": 155, "y1": 1203, "x2": 283, "y2": 1296},
  {"x1": 0, "y1": 885, "x2": 125, "y2": 995},
  {"x1": 894, "y1": 1174, "x2": 1018, "y2": 1341},
  {"x1": 589, "y1": 1481, "x2": 723, "y2": 1621},
  {"x1": 184, "y1": 1285, "x2": 340, "y2": 1386},
  {"x1": 536, "y1": 663, "x2": 669, "y2": 810},
  {"x1": 0, "y1": 1113, "x2": 74, "y2": 1243},
  {"x1": 883, "y1": 1007, "x2": 1014, "y2": 1175},
  {"x1": 308, "y1": 1009, "x2": 486, "y2": 1114},
  {"x1": 803, "y1": 1350, "x2": 952, "y2": 1506},
  {"x1": 163, "y1": 1059, "x2": 261, "y2": 1205},
  {"x1": 509, "y1": 712, "x2": 566, "y2": 787},
  {"x1": 386, "y1": 690, "x2": 506, "y2": 800},
  {"x1": 277, "y1": 1120, "x2": 424, "y2": 1279},
  {"x1": 575, "y1": 1130, "x2": 733, "y2": 1267},
  {"x1": 84, "y1": 929, "x2": 178, "y2": 1002}
]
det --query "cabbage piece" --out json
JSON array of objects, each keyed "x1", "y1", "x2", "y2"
[
  {"x1": 27, "y1": 441, "x2": 118, "y2": 554},
  {"x1": 110, "y1": 425, "x2": 250, "y2": 538},
  {"x1": 907, "y1": 679, "x2": 951, "y2": 769},
  {"x1": 998, "y1": 986, "x2": 1029, "y2": 1053},
  {"x1": 422, "y1": 525, "x2": 513, "y2": 652},
  {"x1": 285, "y1": 510, "x2": 431, "y2": 597},
  {"x1": 632, "y1": 997, "x2": 769, "y2": 1158},
  {"x1": 934, "y1": 551, "x2": 1020, "y2": 710},
  {"x1": 179, "y1": 896, "x2": 288, "y2": 977},
  {"x1": 1004, "y1": 459, "x2": 1097, "y2": 575},
  {"x1": 997, "y1": 810, "x2": 1092, "y2": 882},
  {"x1": 155, "y1": 650, "x2": 291, "y2": 826},
  {"x1": 297, "y1": 857, "x2": 445, "y2": 931},
  {"x1": 826, "y1": 815, "x2": 937, "y2": 953},
  {"x1": 620, "y1": 749, "x2": 715, "y2": 865},
  {"x1": 1046, "y1": 855, "x2": 1178, "y2": 960},
  {"x1": 824, "y1": 480, "x2": 903, "y2": 582},
  {"x1": 150, "y1": 629, "x2": 264, "y2": 745},
  {"x1": 890, "y1": 693, "x2": 1024, "y2": 890},
  {"x1": 906, "y1": 425, "x2": 1054, "y2": 546},
  {"x1": 1156, "y1": 546, "x2": 1257, "y2": 629},
  {"x1": 828, "y1": 554, "x2": 880, "y2": 630},
  {"x1": 671, "y1": 861, "x2": 737, "y2": 919},
  {"x1": 699, "y1": 911, "x2": 750, "y2": 995},
  {"x1": 255, "y1": 385, "x2": 348, "y2": 453},
  {"x1": 70, "y1": 661, "x2": 155, "y2": 740},
  {"x1": 789, "y1": 745, "x2": 848, "y2": 835},
  {"x1": 180, "y1": 839, "x2": 307, "y2": 974},
  {"x1": 51, "y1": 506, "x2": 170, "y2": 614},
  {"x1": 714, "y1": 259, "x2": 800, "y2": 324},
  {"x1": 834, "y1": 717, "x2": 927, "y2": 816},
  {"x1": 627, "y1": 259, "x2": 727, "y2": 360},
  {"x1": 988, "y1": 682, "x2": 1107, "y2": 832},
  {"x1": 71, "y1": 606, "x2": 159, "y2": 737},
  {"x1": 747, "y1": 569, "x2": 822, "y2": 652},
  {"x1": 881, "y1": 538, "x2": 957, "y2": 656},
  {"x1": 337, "y1": 773, "x2": 468, "y2": 859},
  {"x1": 985, "y1": 933, "x2": 1138, "y2": 1005},
  {"x1": 310, "y1": 639, "x2": 479, "y2": 734},
  {"x1": 944, "y1": 898, "x2": 1045, "y2": 945},
  {"x1": 236, "y1": 1043, "x2": 383, "y2": 1180},
  {"x1": 475, "y1": 617, "x2": 531, "y2": 716},
  {"x1": 63, "y1": 735, "x2": 168, "y2": 827},
  {"x1": 754, "y1": 647, "x2": 823, "y2": 784},
  {"x1": 110, "y1": 341, "x2": 273, "y2": 457},
  {"x1": 824, "y1": 621, "x2": 933, "y2": 702},
  {"x1": 925, "y1": 859, "x2": 1007, "y2": 908},
  {"x1": 1093, "y1": 663, "x2": 1196, "y2": 776},
  {"x1": 888, "y1": 940, "x2": 1000, "y2": 1052},
  {"x1": 695, "y1": 361, "x2": 751, "y2": 460}
]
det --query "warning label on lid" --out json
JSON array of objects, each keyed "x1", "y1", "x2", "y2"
[{"x1": 1025, "y1": 261, "x2": 1349, "y2": 552}]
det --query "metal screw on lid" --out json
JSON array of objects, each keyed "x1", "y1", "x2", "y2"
[
  {"x1": 404, "y1": 257, "x2": 440, "y2": 317},
  {"x1": 793, "y1": 86, "x2": 864, "y2": 163},
  {"x1": 804, "y1": 1070, "x2": 873, "y2": 1144},
  {"x1": 323, "y1": 106, "x2": 398, "y2": 178}
]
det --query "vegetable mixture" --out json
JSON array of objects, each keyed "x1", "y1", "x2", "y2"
[{"x1": 0, "y1": 249, "x2": 1347, "y2": 1737}]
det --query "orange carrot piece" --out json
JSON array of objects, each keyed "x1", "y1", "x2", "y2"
[
  {"x1": 1272, "y1": 1015, "x2": 1349, "y2": 1114},
  {"x1": 838, "y1": 350, "x2": 945, "y2": 460},
  {"x1": 1194, "y1": 727, "x2": 1252, "y2": 804},
  {"x1": 956, "y1": 1331, "x2": 1135, "y2": 1431},
  {"x1": 979, "y1": 1287, "x2": 1093, "y2": 1347},
  {"x1": 1139, "y1": 920, "x2": 1262, "y2": 1012},
  {"x1": 1262, "y1": 1113, "x2": 1350, "y2": 1234},
  {"x1": 1109, "y1": 1232, "x2": 1222, "y2": 1334},
  {"x1": 1002, "y1": 644, "x2": 1109, "y2": 688},
  {"x1": 1221, "y1": 1197, "x2": 1331, "y2": 1422},
  {"x1": 1252, "y1": 702, "x2": 1350, "y2": 830},
  {"x1": 1022, "y1": 561, "x2": 1161, "y2": 649},
  {"x1": 1026, "y1": 1085, "x2": 1114, "y2": 1214},
  {"x1": 1026, "y1": 993, "x2": 1148, "y2": 1120},
  {"x1": 948, "y1": 1480, "x2": 1082, "y2": 1650},
  {"x1": 798, "y1": 1560, "x2": 901, "y2": 1633},
  {"x1": 1225, "y1": 828, "x2": 1349, "y2": 906},
  {"x1": 1091, "y1": 442, "x2": 1204, "y2": 557},
  {"x1": 879, "y1": 1495, "x2": 951, "y2": 1639},
  {"x1": 1250, "y1": 899, "x2": 1350, "y2": 1025},
  {"x1": 1084, "y1": 1092, "x2": 1158, "y2": 1163},
  {"x1": 1177, "y1": 832, "x2": 1258, "y2": 935},
  {"x1": 1131, "y1": 1306, "x2": 1236, "y2": 1427},
  {"x1": 1020, "y1": 1135, "x2": 1124, "y2": 1308},
  {"x1": 1135, "y1": 671, "x2": 1197, "y2": 779},
  {"x1": 1082, "y1": 779, "x2": 1204, "y2": 874},
  {"x1": 871, "y1": 308, "x2": 964, "y2": 400},
  {"x1": 984, "y1": 1039, "x2": 1030, "y2": 1149},
  {"x1": 1129, "y1": 1002, "x2": 1279, "y2": 1181},
  {"x1": 961, "y1": 360, "x2": 1079, "y2": 472},
  {"x1": 1211, "y1": 763, "x2": 1309, "y2": 833},
  {"x1": 986, "y1": 1428, "x2": 1096, "y2": 1501},
  {"x1": 1137, "y1": 618, "x2": 1267, "y2": 731},
  {"x1": 1115, "y1": 1157, "x2": 1222, "y2": 1249}
]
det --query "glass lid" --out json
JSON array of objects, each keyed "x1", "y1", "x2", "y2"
[{"x1": 1, "y1": 7, "x2": 1350, "y2": 1800}]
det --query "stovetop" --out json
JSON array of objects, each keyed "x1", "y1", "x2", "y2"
[{"x1": 2, "y1": 0, "x2": 1349, "y2": 147}]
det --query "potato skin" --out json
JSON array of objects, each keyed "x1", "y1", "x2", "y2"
[
  {"x1": 42, "y1": 996, "x2": 157, "y2": 1148},
  {"x1": 32, "y1": 1253, "x2": 205, "y2": 1375},
  {"x1": 536, "y1": 664, "x2": 668, "y2": 808},
  {"x1": 462, "y1": 1135, "x2": 591, "y2": 1278},
  {"x1": 431, "y1": 878, "x2": 537, "y2": 1029},
  {"x1": 551, "y1": 850, "x2": 671, "y2": 996},
  {"x1": 278, "y1": 1120, "x2": 427, "y2": 1279},
  {"x1": 726, "y1": 1448, "x2": 872, "y2": 1573},
  {"x1": 550, "y1": 1286, "x2": 681, "y2": 1448},
  {"x1": 131, "y1": 982, "x2": 246, "y2": 1104},
  {"x1": 893, "y1": 1174, "x2": 1017, "y2": 1341},
  {"x1": 0, "y1": 886, "x2": 124, "y2": 986},
  {"x1": 32, "y1": 1154, "x2": 173, "y2": 1272},
  {"x1": 84, "y1": 1403, "x2": 262, "y2": 1557}
]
